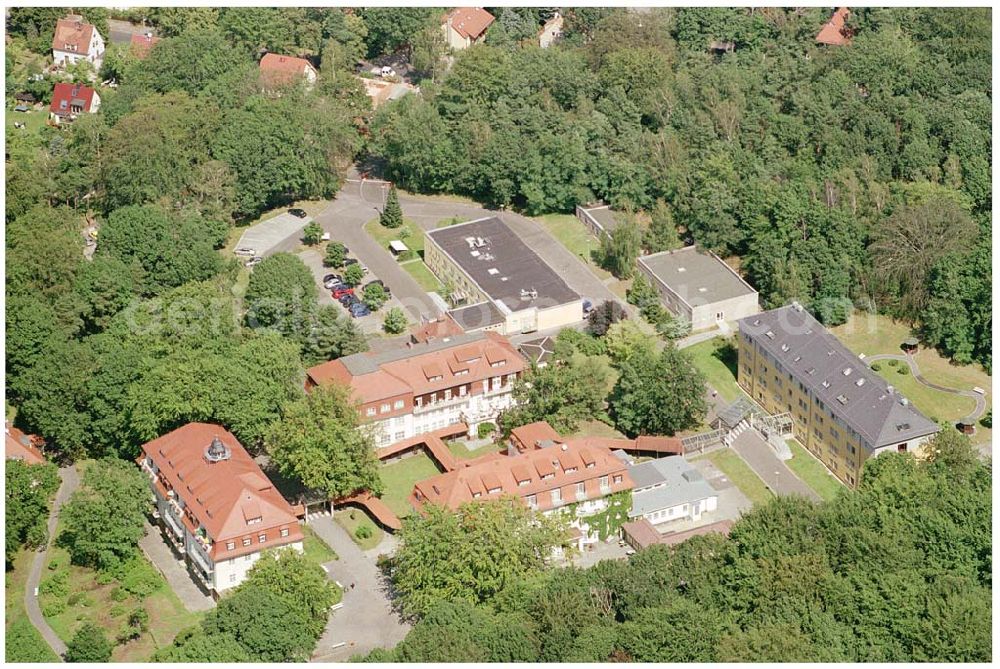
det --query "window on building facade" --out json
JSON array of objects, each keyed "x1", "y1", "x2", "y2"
[
  {"x1": 258, "y1": 533, "x2": 266, "y2": 543},
  {"x1": 227, "y1": 541, "x2": 235, "y2": 550},
  {"x1": 280, "y1": 528, "x2": 289, "y2": 538},
  {"x1": 380, "y1": 403, "x2": 390, "y2": 413},
  {"x1": 243, "y1": 537, "x2": 251, "y2": 546},
  {"x1": 444, "y1": 389, "x2": 452, "y2": 401},
  {"x1": 526, "y1": 494, "x2": 537, "y2": 508},
  {"x1": 366, "y1": 407, "x2": 376, "y2": 417},
  {"x1": 600, "y1": 475, "x2": 610, "y2": 488},
  {"x1": 230, "y1": 573, "x2": 237, "y2": 583},
  {"x1": 576, "y1": 481, "x2": 585, "y2": 496},
  {"x1": 394, "y1": 400, "x2": 404, "y2": 410},
  {"x1": 551, "y1": 488, "x2": 562, "y2": 505},
  {"x1": 459, "y1": 385, "x2": 467, "y2": 396}
]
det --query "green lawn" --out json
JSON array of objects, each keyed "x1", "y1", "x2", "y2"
[
  {"x1": 784, "y1": 439, "x2": 845, "y2": 503},
  {"x1": 333, "y1": 509, "x2": 384, "y2": 551},
  {"x1": 5, "y1": 550, "x2": 60, "y2": 662},
  {"x1": 686, "y1": 338, "x2": 743, "y2": 403},
  {"x1": 566, "y1": 419, "x2": 628, "y2": 441},
  {"x1": 364, "y1": 217, "x2": 426, "y2": 255},
  {"x1": 534, "y1": 213, "x2": 612, "y2": 279},
  {"x1": 377, "y1": 453, "x2": 443, "y2": 519},
  {"x1": 301, "y1": 524, "x2": 338, "y2": 564},
  {"x1": 831, "y1": 311, "x2": 991, "y2": 443},
  {"x1": 446, "y1": 439, "x2": 504, "y2": 461},
  {"x1": 400, "y1": 258, "x2": 444, "y2": 293},
  {"x1": 692, "y1": 449, "x2": 774, "y2": 507},
  {"x1": 6, "y1": 106, "x2": 48, "y2": 135}
]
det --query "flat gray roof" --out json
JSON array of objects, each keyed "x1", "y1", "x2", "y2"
[
  {"x1": 447, "y1": 301, "x2": 506, "y2": 331},
  {"x1": 738, "y1": 304, "x2": 940, "y2": 449},
  {"x1": 638, "y1": 246, "x2": 757, "y2": 307},
  {"x1": 628, "y1": 457, "x2": 718, "y2": 518},
  {"x1": 428, "y1": 217, "x2": 580, "y2": 312}
]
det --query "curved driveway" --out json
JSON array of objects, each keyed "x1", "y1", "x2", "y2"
[
  {"x1": 24, "y1": 464, "x2": 80, "y2": 659},
  {"x1": 864, "y1": 353, "x2": 987, "y2": 423}
]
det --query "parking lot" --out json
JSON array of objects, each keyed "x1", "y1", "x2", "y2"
[{"x1": 297, "y1": 249, "x2": 408, "y2": 336}]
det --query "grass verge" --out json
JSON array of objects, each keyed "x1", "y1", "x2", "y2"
[
  {"x1": 686, "y1": 338, "x2": 743, "y2": 403},
  {"x1": 400, "y1": 258, "x2": 444, "y2": 293},
  {"x1": 533, "y1": 213, "x2": 611, "y2": 280},
  {"x1": 5, "y1": 550, "x2": 60, "y2": 662},
  {"x1": 784, "y1": 439, "x2": 845, "y2": 502},
  {"x1": 302, "y1": 525, "x2": 338, "y2": 564},
  {"x1": 333, "y1": 509, "x2": 384, "y2": 551}
]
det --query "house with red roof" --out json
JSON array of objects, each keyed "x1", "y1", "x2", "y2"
[
  {"x1": 442, "y1": 7, "x2": 495, "y2": 50},
  {"x1": 51, "y1": 14, "x2": 105, "y2": 70},
  {"x1": 306, "y1": 331, "x2": 525, "y2": 448},
  {"x1": 129, "y1": 32, "x2": 160, "y2": 60},
  {"x1": 48, "y1": 82, "x2": 101, "y2": 125},
  {"x1": 259, "y1": 52, "x2": 318, "y2": 92},
  {"x1": 137, "y1": 423, "x2": 304, "y2": 595},
  {"x1": 816, "y1": 7, "x2": 852, "y2": 46},
  {"x1": 5, "y1": 422, "x2": 45, "y2": 465}
]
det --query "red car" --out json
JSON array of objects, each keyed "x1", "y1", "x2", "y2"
[{"x1": 331, "y1": 285, "x2": 354, "y2": 299}]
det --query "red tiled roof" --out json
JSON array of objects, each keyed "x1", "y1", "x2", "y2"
[
  {"x1": 49, "y1": 82, "x2": 98, "y2": 116},
  {"x1": 5, "y1": 422, "x2": 45, "y2": 465},
  {"x1": 444, "y1": 7, "x2": 495, "y2": 40},
  {"x1": 52, "y1": 16, "x2": 95, "y2": 53},
  {"x1": 816, "y1": 7, "x2": 851, "y2": 46},
  {"x1": 411, "y1": 438, "x2": 632, "y2": 512},
  {"x1": 139, "y1": 423, "x2": 302, "y2": 560},
  {"x1": 376, "y1": 426, "x2": 464, "y2": 472},
  {"x1": 509, "y1": 420, "x2": 563, "y2": 452},
  {"x1": 411, "y1": 316, "x2": 464, "y2": 344},
  {"x1": 259, "y1": 52, "x2": 316, "y2": 87},
  {"x1": 306, "y1": 332, "x2": 524, "y2": 408},
  {"x1": 129, "y1": 33, "x2": 160, "y2": 59}
]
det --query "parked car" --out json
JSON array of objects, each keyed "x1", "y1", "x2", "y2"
[
  {"x1": 245, "y1": 256, "x2": 263, "y2": 268},
  {"x1": 234, "y1": 247, "x2": 256, "y2": 257},
  {"x1": 331, "y1": 285, "x2": 354, "y2": 300},
  {"x1": 288, "y1": 208, "x2": 308, "y2": 218},
  {"x1": 338, "y1": 293, "x2": 358, "y2": 307},
  {"x1": 349, "y1": 302, "x2": 371, "y2": 318},
  {"x1": 343, "y1": 257, "x2": 358, "y2": 267},
  {"x1": 582, "y1": 299, "x2": 594, "y2": 314},
  {"x1": 323, "y1": 274, "x2": 342, "y2": 289}
]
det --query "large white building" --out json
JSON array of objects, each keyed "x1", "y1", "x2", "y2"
[
  {"x1": 306, "y1": 331, "x2": 526, "y2": 447},
  {"x1": 51, "y1": 15, "x2": 105, "y2": 70},
  {"x1": 138, "y1": 423, "x2": 304, "y2": 595}
]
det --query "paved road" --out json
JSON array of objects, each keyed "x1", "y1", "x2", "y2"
[
  {"x1": 138, "y1": 520, "x2": 215, "y2": 612},
  {"x1": 314, "y1": 177, "x2": 628, "y2": 324},
  {"x1": 864, "y1": 353, "x2": 987, "y2": 423},
  {"x1": 24, "y1": 464, "x2": 80, "y2": 658},
  {"x1": 730, "y1": 430, "x2": 821, "y2": 502},
  {"x1": 309, "y1": 516, "x2": 410, "y2": 661}
]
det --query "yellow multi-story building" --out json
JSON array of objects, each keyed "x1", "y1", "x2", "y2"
[{"x1": 737, "y1": 303, "x2": 939, "y2": 487}]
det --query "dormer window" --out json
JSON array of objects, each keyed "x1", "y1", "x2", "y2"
[
  {"x1": 541, "y1": 472, "x2": 554, "y2": 480},
  {"x1": 472, "y1": 492, "x2": 481, "y2": 499},
  {"x1": 490, "y1": 360, "x2": 506, "y2": 368},
  {"x1": 487, "y1": 486, "x2": 502, "y2": 494},
  {"x1": 564, "y1": 466, "x2": 577, "y2": 474},
  {"x1": 586, "y1": 462, "x2": 595, "y2": 469}
]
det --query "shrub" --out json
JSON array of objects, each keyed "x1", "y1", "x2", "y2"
[
  {"x1": 870, "y1": 362, "x2": 882, "y2": 372},
  {"x1": 65, "y1": 622, "x2": 112, "y2": 662},
  {"x1": 40, "y1": 570, "x2": 70, "y2": 597},
  {"x1": 110, "y1": 586, "x2": 129, "y2": 602},
  {"x1": 897, "y1": 365, "x2": 910, "y2": 375},
  {"x1": 302, "y1": 222, "x2": 324, "y2": 246},
  {"x1": 477, "y1": 422, "x2": 496, "y2": 439},
  {"x1": 355, "y1": 524, "x2": 373, "y2": 540},
  {"x1": 886, "y1": 359, "x2": 899, "y2": 367},
  {"x1": 396, "y1": 249, "x2": 417, "y2": 262},
  {"x1": 118, "y1": 556, "x2": 162, "y2": 599},
  {"x1": 109, "y1": 603, "x2": 127, "y2": 618},
  {"x1": 67, "y1": 592, "x2": 83, "y2": 606},
  {"x1": 383, "y1": 307, "x2": 407, "y2": 334},
  {"x1": 980, "y1": 410, "x2": 991, "y2": 428},
  {"x1": 42, "y1": 600, "x2": 67, "y2": 617}
]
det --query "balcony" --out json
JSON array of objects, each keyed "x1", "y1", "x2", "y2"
[
  {"x1": 413, "y1": 394, "x2": 468, "y2": 415},
  {"x1": 483, "y1": 382, "x2": 513, "y2": 398},
  {"x1": 188, "y1": 542, "x2": 215, "y2": 576}
]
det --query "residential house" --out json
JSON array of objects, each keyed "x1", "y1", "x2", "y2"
[
  {"x1": 49, "y1": 82, "x2": 101, "y2": 125},
  {"x1": 129, "y1": 32, "x2": 160, "y2": 59},
  {"x1": 5, "y1": 422, "x2": 45, "y2": 465},
  {"x1": 51, "y1": 15, "x2": 105, "y2": 70},
  {"x1": 411, "y1": 436, "x2": 632, "y2": 550},
  {"x1": 625, "y1": 456, "x2": 718, "y2": 526},
  {"x1": 737, "y1": 303, "x2": 940, "y2": 487},
  {"x1": 636, "y1": 245, "x2": 760, "y2": 331},
  {"x1": 258, "y1": 53, "x2": 318, "y2": 92},
  {"x1": 137, "y1": 423, "x2": 304, "y2": 595},
  {"x1": 425, "y1": 217, "x2": 584, "y2": 335},
  {"x1": 441, "y1": 7, "x2": 495, "y2": 50},
  {"x1": 816, "y1": 7, "x2": 852, "y2": 46},
  {"x1": 538, "y1": 12, "x2": 564, "y2": 48},
  {"x1": 305, "y1": 331, "x2": 525, "y2": 447}
]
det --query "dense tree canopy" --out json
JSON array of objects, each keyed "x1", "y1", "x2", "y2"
[
  {"x1": 5, "y1": 459, "x2": 60, "y2": 567},
  {"x1": 609, "y1": 344, "x2": 708, "y2": 436}
]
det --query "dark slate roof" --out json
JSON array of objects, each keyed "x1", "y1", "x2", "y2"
[
  {"x1": 427, "y1": 217, "x2": 580, "y2": 312},
  {"x1": 340, "y1": 331, "x2": 489, "y2": 375},
  {"x1": 448, "y1": 301, "x2": 506, "y2": 331},
  {"x1": 638, "y1": 246, "x2": 757, "y2": 307},
  {"x1": 738, "y1": 304, "x2": 940, "y2": 449}
]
